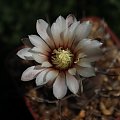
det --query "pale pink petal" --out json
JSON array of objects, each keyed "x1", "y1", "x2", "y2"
[
  {"x1": 21, "y1": 66, "x2": 42, "y2": 81},
  {"x1": 41, "y1": 61, "x2": 52, "y2": 67},
  {"x1": 66, "y1": 72, "x2": 79, "y2": 94},
  {"x1": 68, "y1": 68, "x2": 76, "y2": 75},
  {"x1": 17, "y1": 48, "x2": 33, "y2": 60},
  {"x1": 32, "y1": 53, "x2": 48, "y2": 63},
  {"x1": 51, "y1": 16, "x2": 66, "y2": 47},
  {"x1": 53, "y1": 73, "x2": 67, "y2": 99},
  {"x1": 36, "y1": 19, "x2": 55, "y2": 48},
  {"x1": 36, "y1": 68, "x2": 50, "y2": 86},
  {"x1": 66, "y1": 14, "x2": 77, "y2": 27},
  {"x1": 77, "y1": 67, "x2": 95, "y2": 77}
]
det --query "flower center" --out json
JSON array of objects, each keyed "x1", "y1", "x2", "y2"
[{"x1": 51, "y1": 48, "x2": 73, "y2": 69}]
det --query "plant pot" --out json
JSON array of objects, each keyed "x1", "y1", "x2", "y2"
[{"x1": 20, "y1": 17, "x2": 120, "y2": 120}]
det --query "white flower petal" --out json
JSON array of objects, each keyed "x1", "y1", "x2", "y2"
[
  {"x1": 46, "y1": 70, "x2": 59, "y2": 82},
  {"x1": 77, "y1": 67, "x2": 95, "y2": 77},
  {"x1": 86, "y1": 56, "x2": 102, "y2": 62},
  {"x1": 66, "y1": 72, "x2": 79, "y2": 94},
  {"x1": 80, "y1": 39, "x2": 102, "y2": 50},
  {"x1": 77, "y1": 53, "x2": 87, "y2": 59},
  {"x1": 29, "y1": 47, "x2": 49, "y2": 56},
  {"x1": 73, "y1": 39, "x2": 90, "y2": 52},
  {"x1": 72, "y1": 22, "x2": 92, "y2": 50},
  {"x1": 75, "y1": 21, "x2": 92, "y2": 40},
  {"x1": 67, "y1": 21, "x2": 80, "y2": 48},
  {"x1": 36, "y1": 69, "x2": 50, "y2": 86},
  {"x1": 69, "y1": 21, "x2": 80, "y2": 35},
  {"x1": 51, "y1": 23, "x2": 60, "y2": 47},
  {"x1": 89, "y1": 40, "x2": 103, "y2": 47},
  {"x1": 85, "y1": 49, "x2": 102, "y2": 57},
  {"x1": 53, "y1": 73, "x2": 67, "y2": 99},
  {"x1": 29, "y1": 35, "x2": 42, "y2": 47},
  {"x1": 29, "y1": 47, "x2": 40, "y2": 53},
  {"x1": 78, "y1": 56, "x2": 101, "y2": 63},
  {"x1": 63, "y1": 29, "x2": 69, "y2": 48},
  {"x1": 41, "y1": 61, "x2": 52, "y2": 67},
  {"x1": 36, "y1": 19, "x2": 49, "y2": 40},
  {"x1": 68, "y1": 68, "x2": 76, "y2": 75},
  {"x1": 82, "y1": 40, "x2": 102, "y2": 56},
  {"x1": 29, "y1": 35, "x2": 50, "y2": 50},
  {"x1": 74, "y1": 39, "x2": 102, "y2": 55},
  {"x1": 51, "y1": 16, "x2": 66, "y2": 47},
  {"x1": 32, "y1": 53, "x2": 48, "y2": 63},
  {"x1": 36, "y1": 19, "x2": 55, "y2": 48},
  {"x1": 82, "y1": 38, "x2": 92, "y2": 45},
  {"x1": 17, "y1": 48, "x2": 33, "y2": 60},
  {"x1": 21, "y1": 66, "x2": 42, "y2": 81},
  {"x1": 77, "y1": 60, "x2": 92, "y2": 68}
]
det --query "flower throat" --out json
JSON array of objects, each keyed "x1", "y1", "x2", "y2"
[{"x1": 51, "y1": 48, "x2": 73, "y2": 69}]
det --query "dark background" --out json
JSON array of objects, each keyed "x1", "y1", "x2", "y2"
[{"x1": 1, "y1": 0, "x2": 120, "y2": 119}]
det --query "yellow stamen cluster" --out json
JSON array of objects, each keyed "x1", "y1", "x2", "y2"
[{"x1": 51, "y1": 48, "x2": 73, "y2": 69}]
